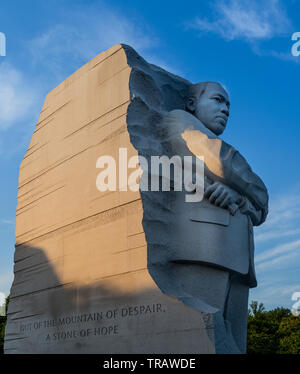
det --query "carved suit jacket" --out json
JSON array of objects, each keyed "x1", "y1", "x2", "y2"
[{"x1": 161, "y1": 110, "x2": 269, "y2": 287}]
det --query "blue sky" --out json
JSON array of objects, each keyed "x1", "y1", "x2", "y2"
[{"x1": 0, "y1": 0, "x2": 299, "y2": 310}]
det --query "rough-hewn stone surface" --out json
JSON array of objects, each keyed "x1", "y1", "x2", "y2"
[{"x1": 4, "y1": 45, "x2": 216, "y2": 354}]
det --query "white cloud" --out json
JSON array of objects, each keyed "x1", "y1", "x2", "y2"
[
  {"x1": 1, "y1": 219, "x2": 15, "y2": 225},
  {"x1": 256, "y1": 251, "x2": 299, "y2": 271},
  {"x1": 255, "y1": 189, "x2": 300, "y2": 241},
  {"x1": 0, "y1": 3, "x2": 167, "y2": 156},
  {"x1": 250, "y1": 282, "x2": 300, "y2": 310},
  {"x1": 28, "y1": 6, "x2": 159, "y2": 80},
  {"x1": 0, "y1": 291, "x2": 5, "y2": 305},
  {"x1": 0, "y1": 62, "x2": 38, "y2": 130},
  {"x1": 250, "y1": 189, "x2": 300, "y2": 308},
  {"x1": 265, "y1": 49, "x2": 300, "y2": 64},
  {"x1": 255, "y1": 239, "x2": 300, "y2": 263},
  {"x1": 0, "y1": 291, "x2": 5, "y2": 316},
  {"x1": 256, "y1": 228, "x2": 300, "y2": 243},
  {"x1": 0, "y1": 270, "x2": 13, "y2": 297},
  {"x1": 189, "y1": 0, "x2": 292, "y2": 42},
  {"x1": 253, "y1": 187, "x2": 300, "y2": 270}
]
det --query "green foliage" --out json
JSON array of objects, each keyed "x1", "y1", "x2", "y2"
[
  {"x1": 247, "y1": 301, "x2": 300, "y2": 354},
  {"x1": 0, "y1": 296, "x2": 9, "y2": 354},
  {"x1": 277, "y1": 315, "x2": 300, "y2": 354}
]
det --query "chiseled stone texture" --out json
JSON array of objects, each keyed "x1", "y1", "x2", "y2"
[{"x1": 4, "y1": 45, "x2": 217, "y2": 354}]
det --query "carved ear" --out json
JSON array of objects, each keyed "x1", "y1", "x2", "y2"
[{"x1": 186, "y1": 97, "x2": 196, "y2": 113}]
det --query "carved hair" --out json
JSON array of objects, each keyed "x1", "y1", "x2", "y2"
[{"x1": 190, "y1": 81, "x2": 212, "y2": 98}]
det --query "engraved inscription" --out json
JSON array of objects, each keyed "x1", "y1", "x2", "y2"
[{"x1": 19, "y1": 303, "x2": 166, "y2": 343}]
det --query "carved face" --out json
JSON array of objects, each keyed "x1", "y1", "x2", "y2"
[{"x1": 191, "y1": 83, "x2": 230, "y2": 136}]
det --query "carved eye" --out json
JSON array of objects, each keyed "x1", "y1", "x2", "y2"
[{"x1": 213, "y1": 97, "x2": 221, "y2": 103}]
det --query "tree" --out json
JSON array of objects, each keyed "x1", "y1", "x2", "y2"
[
  {"x1": 277, "y1": 314, "x2": 300, "y2": 354},
  {"x1": 247, "y1": 300, "x2": 300, "y2": 354},
  {"x1": 0, "y1": 296, "x2": 9, "y2": 354},
  {"x1": 249, "y1": 300, "x2": 265, "y2": 316}
]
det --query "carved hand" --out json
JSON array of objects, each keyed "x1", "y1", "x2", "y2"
[{"x1": 204, "y1": 182, "x2": 242, "y2": 210}]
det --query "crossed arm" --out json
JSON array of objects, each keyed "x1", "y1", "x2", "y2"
[{"x1": 204, "y1": 182, "x2": 263, "y2": 226}]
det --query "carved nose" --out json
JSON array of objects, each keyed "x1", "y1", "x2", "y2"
[{"x1": 221, "y1": 107, "x2": 229, "y2": 117}]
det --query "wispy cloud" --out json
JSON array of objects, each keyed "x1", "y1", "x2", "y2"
[
  {"x1": 186, "y1": 0, "x2": 295, "y2": 62},
  {"x1": 256, "y1": 251, "x2": 299, "y2": 271},
  {"x1": 188, "y1": 0, "x2": 292, "y2": 42},
  {"x1": 1, "y1": 219, "x2": 15, "y2": 225},
  {"x1": 0, "y1": 271, "x2": 13, "y2": 296},
  {"x1": 254, "y1": 189, "x2": 300, "y2": 269},
  {"x1": 0, "y1": 2, "x2": 168, "y2": 157},
  {"x1": 249, "y1": 187, "x2": 300, "y2": 308},
  {"x1": 250, "y1": 282, "x2": 300, "y2": 310},
  {"x1": 255, "y1": 189, "x2": 300, "y2": 241},
  {"x1": 28, "y1": 5, "x2": 159, "y2": 81},
  {"x1": 256, "y1": 228, "x2": 300, "y2": 243},
  {"x1": 0, "y1": 292, "x2": 5, "y2": 305},
  {"x1": 264, "y1": 49, "x2": 300, "y2": 64},
  {"x1": 256, "y1": 239, "x2": 300, "y2": 263},
  {"x1": 0, "y1": 62, "x2": 39, "y2": 131}
]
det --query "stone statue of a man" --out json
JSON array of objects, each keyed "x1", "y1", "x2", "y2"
[
  {"x1": 186, "y1": 81, "x2": 267, "y2": 225},
  {"x1": 158, "y1": 81, "x2": 269, "y2": 353}
]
